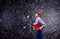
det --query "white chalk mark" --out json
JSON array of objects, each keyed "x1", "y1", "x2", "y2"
[
  {"x1": 27, "y1": 15, "x2": 29, "y2": 18},
  {"x1": 23, "y1": 26, "x2": 26, "y2": 29}
]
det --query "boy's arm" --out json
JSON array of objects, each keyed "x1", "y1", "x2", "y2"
[
  {"x1": 33, "y1": 19, "x2": 39, "y2": 30},
  {"x1": 38, "y1": 18, "x2": 46, "y2": 30},
  {"x1": 33, "y1": 19, "x2": 39, "y2": 25}
]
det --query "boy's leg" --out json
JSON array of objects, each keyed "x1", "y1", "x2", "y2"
[
  {"x1": 36, "y1": 30, "x2": 44, "y2": 39},
  {"x1": 36, "y1": 31, "x2": 40, "y2": 39},
  {"x1": 39, "y1": 30, "x2": 44, "y2": 39}
]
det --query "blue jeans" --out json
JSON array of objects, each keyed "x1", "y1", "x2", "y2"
[{"x1": 36, "y1": 30, "x2": 44, "y2": 39}]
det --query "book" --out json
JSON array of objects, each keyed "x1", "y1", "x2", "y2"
[{"x1": 33, "y1": 23, "x2": 42, "y2": 29}]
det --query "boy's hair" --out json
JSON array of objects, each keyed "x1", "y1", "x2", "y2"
[{"x1": 35, "y1": 11, "x2": 41, "y2": 17}]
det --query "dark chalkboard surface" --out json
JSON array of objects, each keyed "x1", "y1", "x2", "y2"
[{"x1": 0, "y1": 0, "x2": 60, "y2": 39}]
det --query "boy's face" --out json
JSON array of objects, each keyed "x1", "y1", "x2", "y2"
[{"x1": 35, "y1": 13, "x2": 39, "y2": 18}]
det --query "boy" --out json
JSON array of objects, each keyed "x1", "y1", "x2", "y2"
[{"x1": 33, "y1": 11, "x2": 46, "y2": 39}]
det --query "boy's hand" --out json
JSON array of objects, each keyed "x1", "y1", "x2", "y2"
[
  {"x1": 36, "y1": 28, "x2": 40, "y2": 31},
  {"x1": 33, "y1": 23, "x2": 37, "y2": 25}
]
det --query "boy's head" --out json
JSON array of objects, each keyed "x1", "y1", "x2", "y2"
[{"x1": 34, "y1": 11, "x2": 41, "y2": 18}]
